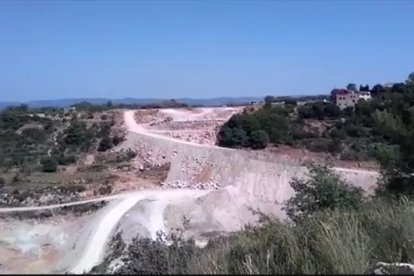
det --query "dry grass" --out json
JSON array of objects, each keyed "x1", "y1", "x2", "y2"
[
  {"x1": 181, "y1": 199, "x2": 414, "y2": 274},
  {"x1": 95, "y1": 198, "x2": 414, "y2": 275}
]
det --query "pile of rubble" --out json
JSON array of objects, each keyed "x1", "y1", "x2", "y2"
[
  {"x1": 129, "y1": 144, "x2": 173, "y2": 170},
  {"x1": 160, "y1": 180, "x2": 220, "y2": 190},
  {"x1": 152, "y1": 120, "x2": 219, "y2": 131},
  {"x1": 150, "y1": 120, "x2": 221, "y2": 145},
  {"x1": 134, "y1": 109, "x2": 165, "y2": 124},
  {"x1": 167, "y1": 131, "x2": 216, "y2": 145},
  {"x1": 119, "y1": 142, "x2": 222, "y2": 190}
]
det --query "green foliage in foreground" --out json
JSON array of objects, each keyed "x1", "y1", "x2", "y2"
[
  {"x1": 40, "y1": 157, "x2": 58, "y2": 173},
  {"x1": 284, "y1": 163, "x2": 364, "y2": 222},
  {"x1": 92, "y1": 198, "x2": 414, "y2": 275}
]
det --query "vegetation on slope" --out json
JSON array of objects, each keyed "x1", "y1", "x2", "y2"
[
  {"x1": 217, "y1": 72, "x2": 414, "y2": 163},
  {"x1": 0, "y1": 105, "x2": 121, "y2": 175}
]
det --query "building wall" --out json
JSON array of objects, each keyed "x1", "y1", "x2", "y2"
[
  {"x1": 358, "y1": 92, "x2": 372, "y2": 101},
  {"x1": 336, "y1": 91, "x2": 358, "y2": 110}
]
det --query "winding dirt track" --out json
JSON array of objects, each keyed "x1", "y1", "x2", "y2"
[
  {"x1": 0, "y1": 194, "x2": 127, "y2": 213},
  {"x1": 123, "y1": 110, "x2": 379, "y2": 175}
]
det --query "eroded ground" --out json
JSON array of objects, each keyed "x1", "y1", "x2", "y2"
[
  {"x1": 134, "y1": 107, "x2": 243, "y2": 145},
  {"x1": 0, "y1": 214, "x2": 92, "y2": 274}
]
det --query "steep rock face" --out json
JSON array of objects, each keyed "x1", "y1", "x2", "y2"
[
  {"x1": 116, "y1": 109, "x2": 380, "y2": 244},
  {"x1": 122, "y1": 130, "x2": 378, "y2": 195},
  {"x1": 120, "y1": 129, "x2": 379, "y2": 229}
]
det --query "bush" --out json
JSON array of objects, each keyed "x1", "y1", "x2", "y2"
[
  {"x1": 284, "y1": 99, "x2": 297, "y2": 106},
  {"x1": 344, "y1": 124, "x2": 369, "y2": 137},
  {"x1": 98, "y1": 137, "x2": 114, "y2": 152},
  {"x1": 339, "y1": 151, "x2": 366, "y2": 161},
  {"x1": 249, "y1": 130, "x2": 270, "y2": 149},
  {"x1": 217, "y1": 126, "x2": 249, "y2": 148},
  {"x1": 112, "y1": 135, "x2": 124, "y2": 146},
  {"x1": 306, "y1": 139, "x2": 331, "y2": 152},
  {"x1": 0, "y1": 177, "x2": 5, "y2": 187},
  {"x1": 98, "y1": 184, "x2": 112, "y2": 195},
  {"x1": 291, "y1": 127, "x2": 317, "y2": 140},
  {"x1": 12, "y1": 174, "x2": 20, "y2": 183},
  {"x1": 41, "y1": 157, "x2": 58, "y2": 173},
  {"x1": 57, "y1": 154, "x2": 77, "y2": 165},
  {"x1": 126, "y1": 149, "x2": 137, "y2": 160},
  {"x1": 329, "y1": 128, "x2": 347, "y2": 139},
  {"x1": 92, "y1": 231, "x2": 198, "y2": 274},
  {"x1": 284, "y1": 163, "x2": 363, "y2": 222}
]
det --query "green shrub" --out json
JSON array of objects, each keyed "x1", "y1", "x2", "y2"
[
  {"x1": 339, "y1": 151, "x2": 365, "y2": 161},
  {"x1": 329, "y1": 128, "x2": 347, "y2": 139},
  {"x1": 305, "y1": 138, "x2": 341, "y2": 154},
  {"x1": 98, "y1": 184, "x2": 112, "y2": 195},
  {"x1": 112, "y1": 135, "x2": 124, "y2": 146},
  {"x1": 344, "y1": 124, "x2": 369, "y2": 137},
  {"x1": 57, "y1": 154, "x2": 77, "y2": 165},
  {"x1": 284, "y1": 163, "x2": 363, "y2": 222},
  {"x1": 217, "y1": 126, "x2": 249, "y2": 148},
  {"x1": 98, "y1": 137, "x2": 114, "y2": 152},
  {"x1": 41, "y1": 157, "x2": 58, "y2": 173},
  {"x1": 284, "y1": 99, "x2": 297, "y2": 106},
  {"x1": 12, "y1": 174, "x2": 20, "y2": 183},
  {"x1": 307, "y1": 139, "x2": 331, "y2": 152},
  {"x1": 291, "y1": 128, "x2": 317, "y2": 140},
  {"x1": 249, "y1": 130, "x2": 270, "y2": 149}
]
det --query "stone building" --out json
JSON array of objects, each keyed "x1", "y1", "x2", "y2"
[{"x1": 331, "y1": 89, "x2": 372, "y2": 110}]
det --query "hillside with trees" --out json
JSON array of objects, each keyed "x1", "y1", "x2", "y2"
[
  {"x1": 0, "y1": 105, "x2": 130, "y2": 207},
  {"x1": 0, "y1": 105, "x2": 123, "y2": 174},
  {"x1": 217, "y1": 72, "x2": 414, "y2": 163}
]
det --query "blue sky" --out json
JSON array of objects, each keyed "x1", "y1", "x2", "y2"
[{"x1": 0, "y1": 0, "x2": 413, "y2": 101}]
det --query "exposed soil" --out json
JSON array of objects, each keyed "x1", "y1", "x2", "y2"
[
  {"x1": 134, "y1": 107, "x2": 243, "y2": 145},
  {"x1": 264, "y1": 145, "x2": 379, "y2": 171},
  {"x1": 129, "y1": 107, "x2": 378, "y2": 170}
]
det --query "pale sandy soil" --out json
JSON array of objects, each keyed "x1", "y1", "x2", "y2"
[
  {"x1": 0, "y1": 214, "x2": 92, "y2": 274},
  {"x1": 134, "y1": 107, "x2": 243, "y2": 145}
]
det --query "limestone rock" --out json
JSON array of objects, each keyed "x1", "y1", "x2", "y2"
[{"x1": 370, "y1": 262, "x2": 414, "y2": 275}]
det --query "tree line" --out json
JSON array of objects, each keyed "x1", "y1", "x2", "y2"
[{"x1": 217, "y1": 72, "x2": 414, "y2": 164}]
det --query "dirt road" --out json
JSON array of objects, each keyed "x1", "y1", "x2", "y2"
[
  {"x1": 69, "y1": 188, "x2": 210, "y2": 274},
  {"x1": 125, "y1": 110, "x2": 226, "y2": 149},
  {"x1": 0, "y1": 193, "x2": 127, "y2": 213},
  {"x1": 124, "y1": 109, "x2": 379, "y2": 175}
]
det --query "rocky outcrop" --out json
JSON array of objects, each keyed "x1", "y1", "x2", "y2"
[
  {"x1": 121, "y1": 129, "x2": 379, "y2": 196},
  {"x1": 370, "y1": 262, "x2": 414, "y2": 275}
]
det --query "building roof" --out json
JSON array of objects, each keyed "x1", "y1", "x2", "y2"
[{"x1": 331, "y1": 89, "x2": 349, "y2": 95}]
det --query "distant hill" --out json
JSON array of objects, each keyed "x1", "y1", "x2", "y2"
[
  {"x1": 0, "y1": 97, "x2": 264, "y2": 110},
  {"x1": 0, "y1": 94, "x2": 328, "y2": 110}
]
